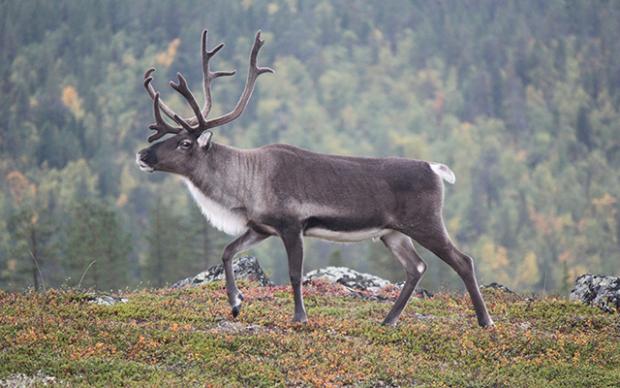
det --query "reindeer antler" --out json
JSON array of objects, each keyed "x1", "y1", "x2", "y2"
[
  {"x1": 146, "y1": 92, "x2": 181, "y2": 143},
  {"x1": 200, "y1": 30, "x2": 236, "y2": 119},
  {"x1": 143, "y1": 30, "x2": 273, "y2": 143},
  {"x1": 203, "y1": 31, "x2": 274, "y2": 128}
]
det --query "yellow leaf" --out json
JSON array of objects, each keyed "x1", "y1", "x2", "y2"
[
  {"x1": 61, "y1": 85, "x2": 84, "y2": 119},
  {"x1": 156, "y1": 38, "x2": 181, "y2": 68},
  {"x1": 6, "y1": 170, "x2": 36, "y2": 204},
  {"x1": 592, "y1": 193, "x2": 616, "y2": 208},
  {"x1": 267, "y1": 2, "x2": 279, "y2": 14},
  {"x1": 515, "y1": 252, "x2": 539, "y2": 288}
]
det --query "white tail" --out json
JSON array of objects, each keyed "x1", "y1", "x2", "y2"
[{"x1": 429, "y1": 162, "x2": 456, "y2": 184}]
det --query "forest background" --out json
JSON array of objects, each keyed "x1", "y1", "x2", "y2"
[{"x1": 1, "y1": 0, "x2": 618, "y2": 294}]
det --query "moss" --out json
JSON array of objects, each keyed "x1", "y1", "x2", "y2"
[{"x1": 1, "y1": 283, "x2": 619, "y2": 386}]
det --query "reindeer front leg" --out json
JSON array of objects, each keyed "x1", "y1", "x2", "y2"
[
  {"x1": 280, "y1": 229, "x2": 307, "y2": 322},
  {"x1": 221, "y1": 229, "x2": 269, "y2": 317}
]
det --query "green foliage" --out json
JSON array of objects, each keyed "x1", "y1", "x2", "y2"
[
  {"x1": 0, "y1": 0, "x2": 619, "y2": 291},
  {"x1": 5, "y1": 205, "x2": 57, "y2": 291},
  {"x1": 65, "y1": 200, "x2": 132, "y2": 290},
  {"x1": 3, "y1": 171, "x2": 60, "y2": 291},
  {"x1": 143, "y1": 198, "x2": 184, "y2": 288}
]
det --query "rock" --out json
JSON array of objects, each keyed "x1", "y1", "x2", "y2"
[
  {"x1": 570, "y1": 274, "x2": 620, "y2": 313},
  {"x1": 305, "y1": 266, "x2": 391, "y2": 292},
  {"x1": 413, "y1": 312, "x2": 435, "y2": 321},
  {"x1": 305, "y1": 266, "x2": 432, "y2": 298},
  {"x1": 87, "y1": 294, "x2": 128, "y2": 306},
  {"x1": 0, "y1": 371, "x2": 57, "y2": 387},
  {"x1": 480, "y1": 282, "x2": 515, "y2": 294},
  {"x1": 395, "y1": 281, "x2": 434, "y2": 298},
  {"x1": 212, "y1": 320, "x2": 263, "y2": 334},
  {"x1": 172, "y1": 256, "x2": 271, "y2": 288}
]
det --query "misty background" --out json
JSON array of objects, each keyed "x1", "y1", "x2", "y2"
[{"x1": 1, "y1": 0, "x2": 618, "y2": 294}]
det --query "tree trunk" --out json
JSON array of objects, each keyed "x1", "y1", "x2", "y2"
[{"x1": 29, "y1": 226, "x2": 40, "y2": 292}]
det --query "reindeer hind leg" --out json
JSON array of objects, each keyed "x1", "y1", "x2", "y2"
[
  {"x1": 406, "y1": 222, "x2": 494, "y2": 327},
  {"x1": 380, "y1": 231, "x2": 427, "y2": 326}
]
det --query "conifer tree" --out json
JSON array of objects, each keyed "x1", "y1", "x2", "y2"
[{"x1": 65, "y1": 199, "x2": 131, "y2": 290}]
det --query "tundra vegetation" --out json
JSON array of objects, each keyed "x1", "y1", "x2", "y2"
[
  {"x1": 1, "y1": 282, "x2": 620, "y2": 386},
  {"x1": 1, "y1": 1, "x2": 619, "y2": 296}
]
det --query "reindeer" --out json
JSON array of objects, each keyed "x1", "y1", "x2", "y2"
[{"x1": 136, "y1": 30, "x2": 494, "y2": 327}]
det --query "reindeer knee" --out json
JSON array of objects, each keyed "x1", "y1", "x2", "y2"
[
  {"x1": 416, "y1": 261, "x2": 427, "y2": 275},
  {"x1": 405, "y1": 260, "x2": 426, "y2": 281},
  {"x1": 289, "y1": 273, "x2": 302, "y2": 286},
  {"x1": 455, "y1": 254, "x2": 475, "y2": 275},
  {"x1": 221, "y1": 247, "x2": 235, "y2": 263}
]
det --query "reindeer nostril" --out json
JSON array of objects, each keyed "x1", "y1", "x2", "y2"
[
  {"x1": 137, "y1": 149, "x2": 150, "y2": 162},
  {"x1": 136, "y1": 149, "x2": 158, "y2": 171}
]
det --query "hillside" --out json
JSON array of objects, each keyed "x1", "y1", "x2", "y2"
[
  {"x1": 1, "y1": 282, "x2": 619, "y2": 386},
  {"x1": 2, "y1": 0, "x2": 620, "y2": 293}
]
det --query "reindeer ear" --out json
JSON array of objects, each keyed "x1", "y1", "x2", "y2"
[{"x1": 197, "y1": 131, "x2": 213, "y2": 148}]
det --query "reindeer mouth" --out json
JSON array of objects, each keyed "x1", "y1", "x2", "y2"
[{"x1": 136, "y1": 153, "x2": 154, "y2": 172}]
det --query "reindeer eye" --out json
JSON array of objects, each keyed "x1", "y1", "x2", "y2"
[{"x1": 179, "y1": 140, "x2": 193, "y2": 150}]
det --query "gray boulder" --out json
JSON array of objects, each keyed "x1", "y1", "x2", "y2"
[
  {"x1": 305, "y1": 266, "x2": 391, "y2": 292},
  {"x1": 0, "y1": 371, "x2": 57, "y2": 387},
  {"x1": 480, "y1": 282, "x2": 515, "y2": 294},
  {"x1": 172, "y1": 256, "x2": 271, "y2": 288},
  {"x1": 305, "y1": 266, "x2": 432, "y2": 298},
  {"x1": 87, "y1": 295, "x2": 128, "y2": 306},
  {"x1": 570, "y1": 274, "x2": 620, "y2": 313}
]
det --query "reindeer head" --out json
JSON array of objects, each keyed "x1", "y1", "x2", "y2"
[{"x1": 137, "y1": 30, "x2": 273, "y2": 174}]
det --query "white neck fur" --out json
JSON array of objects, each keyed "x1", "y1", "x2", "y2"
[{"x1": 182, "y1": 178, "x2": 248, "y2": 236}]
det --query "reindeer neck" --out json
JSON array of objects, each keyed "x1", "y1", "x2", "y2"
[{"x1": 184, "y1": 142, "x2": 252, "y2": 208}]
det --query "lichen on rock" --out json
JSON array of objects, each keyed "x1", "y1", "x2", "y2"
[
  {"x1": 570, "y1": 274, "x2": 620, "y2": 313},
  {"x1": 172, "y1": 256, "x2": 272, "y2": 288},
  {"x1": 305, "y1": 266, "x2": 433, "y2": 299},
  {"x1": 305, "y1": 266, "x2": 391, "y2": 292}
]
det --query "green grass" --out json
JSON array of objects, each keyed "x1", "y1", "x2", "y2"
[{"x1": 1, "y1": 282, "x2": 619, "y2": 387}]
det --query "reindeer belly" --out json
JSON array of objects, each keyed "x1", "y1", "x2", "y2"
[
  {"x1": 304, "y1": 228, "x2": 391, "y2": 242},
  {"x1": 183, "y1": 178, "x2": 248, "y2": 236},
  {"x1": 297, "y1": 204, "x2": 391, "y2": 242}
]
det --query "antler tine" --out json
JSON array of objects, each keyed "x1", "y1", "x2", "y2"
[
  {"x1": 142, "y1": 30, "x2": 272, "y2": 142},
  {"x1": 200, "y1": 29, "x2": 236, "y2": 119},
  {"x1": 148, "y1": 92, "x2": 182, "y2": 143},
  {"x1": 205, "y1": 30, "x2": 274, "y2": 129},
  {"x1": 169, "y1": 73, "x2": 208, "y2": 131},
  {"x1": 249, "y1": 31, "x2": 275, "y2": 75},
  {"x1": 144, "y1": 68, "x2": 186, "y2": 126}
]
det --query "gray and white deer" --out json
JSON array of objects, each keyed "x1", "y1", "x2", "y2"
[{"x1": 137, "y1": 30, "x2": 493, "y2": 327}]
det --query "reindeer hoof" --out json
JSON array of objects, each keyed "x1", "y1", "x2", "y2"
[
  {"x1": 231, "y1": 305, "x2": 241, "y2": 318},
  {"x1": 381, "y1": 315, "x2": 399, "y2": 326},
  {"x1": 480, "y1": 318, "x2": 495, "y2": 328}
]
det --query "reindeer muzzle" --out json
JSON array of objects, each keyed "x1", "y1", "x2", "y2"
[{"x1": 136, "y1": 149, "x2": 156, "y2": 172}]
